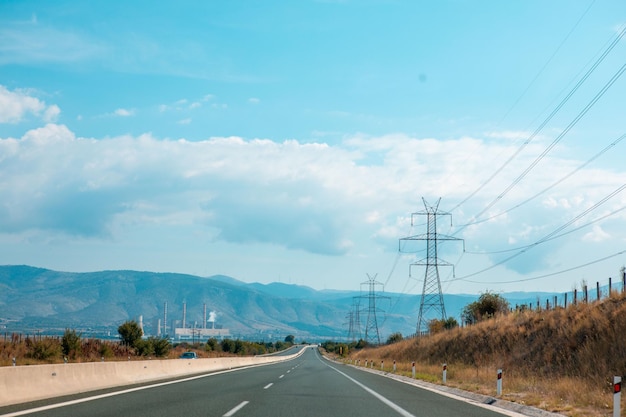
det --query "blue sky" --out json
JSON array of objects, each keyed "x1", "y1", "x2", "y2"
[{"x1": 1, "y1": 0, "x2": 625, "y2": 296}]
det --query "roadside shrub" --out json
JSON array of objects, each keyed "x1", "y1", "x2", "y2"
[
  {"x1": 134, "y1": 339, "x2": 154, "y2": 356},
  {"x1": 462, "y1": 291, "x2": 510, "y2": 324},
  {"x1": 28, "y1": 338, "x2": 62, "y2": 361},
  {"x1": 149, "y1": 336, "x2": 171, "y2": 357},
  {"x1": 206, "y1": 337, "x2": 220, "y2": 352},
  {"x1": 386, "y1": 332, "x2": 403, "y2": 344},
  {"x1": 61, "y1": 329, "x2": 82, "y2": 359}
]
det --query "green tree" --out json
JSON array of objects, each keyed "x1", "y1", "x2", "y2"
[
  {"x1": 355, "y1": 339, "x2": 368, "y2": 349},
  {"x1": 221, "y1": 338, "x2": 236, "y2": 353},
  {"x1": 444, "y1": 316, "x2": 458, "y2": 329},
  {"x1": 61, "y1": 329, "x2": 82, "y2": 359},
  {"x1": 134, "y1": 339, "x2": 154, "y2": 356},
  {"x1": 206, "y1": 337, "x2": 219, "y2": 352},
  {"x1": 118, "y1": 320, "x2": 143, "y2": 348},
  {"x1": 462, "y1": 291, "x2": 510, "y2": 324},
  {"x1": 428, "y1": 317, "x2": 458, "y2": 334},
  {"x1": 386, "y1": 332, "x2": 403, "y2": 344},
  {"x1": 149, "y1": 336, "x2": 171, "y2": 357},
  {"x1": 284, "y1": 334, "x2": 295, "y2": 344}
]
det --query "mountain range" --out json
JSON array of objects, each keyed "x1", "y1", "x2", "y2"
[{"x1": 0, "y1": 265, "x2": 559, "y2": 342}]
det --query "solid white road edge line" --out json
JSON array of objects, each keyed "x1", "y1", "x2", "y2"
[
  {"x1": 318, "y1": 358, "x2": 417, "y2": 417},
  {"x1": 0, "y1": 359, "x2": 294, "y2": 417},
  {"x1": 320, "y1": 354, "x2": 533, "y2": 417}
]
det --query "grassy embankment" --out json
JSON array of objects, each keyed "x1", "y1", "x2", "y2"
[{"x1": 347, "y1": 292, "x2": 626, "y2": 417}]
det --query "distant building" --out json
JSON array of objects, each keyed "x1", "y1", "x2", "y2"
[{"x1": 174, "y1": 327, "x2": 230, "y2": 340}]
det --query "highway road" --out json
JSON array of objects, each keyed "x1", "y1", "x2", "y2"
[{"x1": 0, "y1": 346, "x2": 526, "y2": 417}]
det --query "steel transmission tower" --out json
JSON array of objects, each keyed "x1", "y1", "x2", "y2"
[
  {"x1": 359, "y1": 273, "x2": 389, "y2": 345},
  {"x1": 400, "y1": 198, "x2": 464, "y2": 336},
  {"x1": 345, "y1": 298, "x2": 362, "y2": 342}
]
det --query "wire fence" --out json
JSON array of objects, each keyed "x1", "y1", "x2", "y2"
[{"x1": 512, "y1": 270, "x2": 626, "y2": 312}]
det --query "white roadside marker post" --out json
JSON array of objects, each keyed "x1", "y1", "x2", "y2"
[
  {"x1": 496, "y1": 369, "x2": 503, "y2": 396},
  {"x1": 412, "y1": 361, "x2": 416, "y2": 378},
  {"x1": 393, "y1": 360, "x2": 396, "y2": 373},
  {"x1": 614, "y1": 375, "x2": 621, "y2": 417},
  {"x1": 443, "y1": 363, "x2": 447, "y2": 384}
]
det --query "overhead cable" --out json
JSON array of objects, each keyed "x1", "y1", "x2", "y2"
[{"x1": 449, "y1": 24, "x2": 626, "y2": 217}]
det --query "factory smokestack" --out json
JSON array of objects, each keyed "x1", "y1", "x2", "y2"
[
  {"x1": 182, "y1": 301, "x2": 187, "y2": 329},
  {"x1": 163, "y1": 302, "x2": 168, "y2": 336},
  {"x1": 203, "y1": 303, "x2": 207, "y2": 329}
]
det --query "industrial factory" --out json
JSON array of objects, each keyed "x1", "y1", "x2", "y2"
[{"x1": 151, "y1": 301, "x2": 231, "y2": 340}]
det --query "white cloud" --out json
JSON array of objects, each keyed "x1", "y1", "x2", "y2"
[
  {"x1": 43, "y1": 104, "x2": 61, "y2": 122},
  {"x1": 113, "y1": 108, "x2": 135, "y2": 117},
  {"x1": 178, "y1": 118, "x2": 192, "y2": 125},
  {"x1": 248, "y1": 97, "x2": 260, "y2": 104},
  {"x1": 0, "y1": 85, "x2": 60, "y2": 124},
  {"x1": 582, "y1": 225, "x2": 611, "y2": 242},
  {"x1": 1, "y1": 126, "x2": 625, "y2": 272}
]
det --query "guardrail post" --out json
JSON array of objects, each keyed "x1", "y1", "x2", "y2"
[
  {"x1": 496, "y1": 369, "x2": 503, "y2": 396},
  {"x1": 614, "y1": 376, "x2": 621, "y2": 417},
  {"x1": 443, "y1": 363, "x2": 447, "y2": 384},
  {"x1": 412, "y1": 361, "x2": 416, "y2": 378}
]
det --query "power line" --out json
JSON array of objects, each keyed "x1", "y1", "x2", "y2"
[
  {"x1": 456, "y1": 183, "x2": 626, "y2": 280},
  {"x1": 465, "y1": 204, "x2": 626, "y2": 255},
  {"x1": 438, "y1": 2, "x2": 597, "y2": 193},
  {"x1": 497, "y1": 0, "x2": 597, "y2": 125},
  {"x1": 449, "y1": 24, "x2": 626, "y2": 217},
  {"x1": 457, "y1": 132, "x2": 626, "y2": 230},
  {"x1": 467, "y1": 60, "x2": 626, "y2": 224},
  {"x1": 453, "y1": 249, "x2": 626, "y2": 285}
]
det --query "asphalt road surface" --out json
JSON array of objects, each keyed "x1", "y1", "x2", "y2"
[{"x1": 0, "y1": 347, "x2": 524, "y2": 417}]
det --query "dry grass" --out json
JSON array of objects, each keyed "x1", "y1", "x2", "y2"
[{"x1": 347, "y1": 292, "x2": 626, "y2": 417}]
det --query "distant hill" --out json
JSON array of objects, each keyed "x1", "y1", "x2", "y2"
[{"x1": 0, "y1": 265, "x2": 559, "y2": 341}]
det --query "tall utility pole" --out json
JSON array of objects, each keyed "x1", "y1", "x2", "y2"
[
  {"x1": 345, "y1": 311, "x2": 357, "y2": 342},
  {"x1": 400, "y1": 198, "x2": 464, "y2": 336},
  {"x1": 346, "y1": 298, "x2": 362, "y2": 342},
  {"x1": 359, "y1": 273, "x2": 389, "y2": 345}
]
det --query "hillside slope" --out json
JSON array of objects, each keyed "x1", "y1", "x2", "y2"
[{"x1": 350, "y1": 293, "x2": 626, "y2": 416}]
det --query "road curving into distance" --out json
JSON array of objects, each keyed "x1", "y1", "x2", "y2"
[{"x1": 0, "y1": 346, "x2": 545, "y2": 417}]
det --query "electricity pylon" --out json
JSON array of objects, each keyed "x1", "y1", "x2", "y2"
[
  {"x1": 359, "y1": 273, "x2": 389, "y2": 345},
  {"x1": 346, "y1": 298, "x2": 362, "y2": 342},
  {"x1": 400, "y1": 198, "x2": 464, "y2": 336}
]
